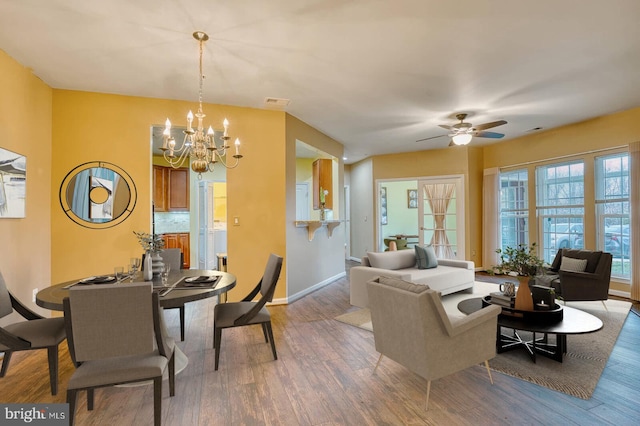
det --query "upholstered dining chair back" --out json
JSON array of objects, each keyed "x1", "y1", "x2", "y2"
[
  {"x1": 367, "y1": 276, "x2": 501, "y2": 409},
  {"x1": 0, "y1": 272, "x2": 15, "y2": 318},
  {"x1": 67, "y1": 283, "x2": 154, "y2": 361},
  {"x1": 160, "y1": 248, "x2": 183, "y2": 271},
  {"x1": 213, "y1": 253, "x2": 283, "y2": 370},
  {"x1": 259, "y1": 253, "x2": 283, "y2": 302},
  {"x1": 63, "y1": 282, "x2": 175, "y2": 426},
  {"x1": 0, "y1": 271, "x2": 67, "y2": 395}
]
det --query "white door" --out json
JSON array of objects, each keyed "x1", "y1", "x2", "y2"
[
  {"x1": 198, "y1": 181, "x2": 218, "y2": 269},
  {"x1": 296, "y1": 183, "x2": 310, "y2": 220},
  {"x1": 418, "y1": 176, "x2": 465, "y2": 259}
]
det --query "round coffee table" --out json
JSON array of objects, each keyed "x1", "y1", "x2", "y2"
[{"x1": 458, "y1": 297, "x2": 603, "y2": 363}]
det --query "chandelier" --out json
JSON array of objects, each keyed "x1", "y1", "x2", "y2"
[{"x1": 160, "y1": 31, "x2": 242, "y2": 176}]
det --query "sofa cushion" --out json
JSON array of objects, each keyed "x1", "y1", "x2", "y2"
[
  {"x1": 375, "y1": 276, "x2": 430, "y2": 294},
  {"x1": 367, "y1": 250, "x2": 416, "y2": 270},
  {"x1": 560, "y1": 256, "x2": 588, "y2": 272},
  {"x1": 415, "y1": 245, "x2": 438, "y2": 269}
]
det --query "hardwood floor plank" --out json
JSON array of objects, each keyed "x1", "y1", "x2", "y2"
[{"x1": 2, "y1": 266, "x2": 639, "y2": 425}]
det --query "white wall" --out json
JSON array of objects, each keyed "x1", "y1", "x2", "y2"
[{"x1": 349, "y1": 159, "x2": 374, "y2": 260}]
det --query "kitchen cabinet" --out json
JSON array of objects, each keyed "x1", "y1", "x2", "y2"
[
  {"x1": 312, "y1": 158, "x2": 333, "y2": 210},
  {"x1": 162, "y1": 232, "x2": 190, "y2": 269},
  {"x1": 153, "y1": 166, "x2": 189, "y2": 212}
]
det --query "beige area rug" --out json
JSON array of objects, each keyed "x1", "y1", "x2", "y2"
[{"x1": 335, "y1": 281, "x2": 632, "y2": 399}]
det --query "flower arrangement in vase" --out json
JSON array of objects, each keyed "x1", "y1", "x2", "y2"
[
  {"x1": 490, "y1": 243, "x2": 544, "y2": 311},
  {"x1": 319, "y1": 186, "x2": 329, "y2": 221},
  {"x1": 134, "y1": 231, "x2": 165, "y2": 279}
]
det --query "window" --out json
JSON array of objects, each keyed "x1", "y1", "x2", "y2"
[
  {"x1": 536, "y1": 161, "x2": 585, "y2": 263},
  {"x1": 595, "y1": 153, "x2": 630, "y2": 279},
  {"x1": 499, "y1": 169, "x2": 528, "y2": 251}
]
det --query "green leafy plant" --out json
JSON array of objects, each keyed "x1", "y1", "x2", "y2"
[
  {"x1": 490, "y1": 243, "x2": 544, "y2": 277},
  {"x1": 134, "y1": 231, "x2": 165, "y2": 254}
]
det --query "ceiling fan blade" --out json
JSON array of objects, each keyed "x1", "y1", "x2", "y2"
[
  {"x1": 473, "y1": 120, "x2": 507, "y2": 131},
  {"x1": 438, "y1": 124, "x2": 453, "y2": 130},
  {"x1": 475, "y1": 131, "x2": 505, "y2": 139},
  {"x1": 416, "y1": 134, "x2": 447, "y2": 142}
]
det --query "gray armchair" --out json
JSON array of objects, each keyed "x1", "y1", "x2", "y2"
[
  {"x1": 63, "y1": 282, "x2": 175, "y2": 426},
  {"x1": 0, "y1": 271, "x2": 66, "y2": 395},
  {"x1": 547, "y1": 249, "x2": 612, "y2": 306},
  {"x1": 367, "y1": 276, "x2": 501, "y2": 409}
]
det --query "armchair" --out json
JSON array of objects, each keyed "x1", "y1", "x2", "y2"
[
  {"x1": 547, "y1": 249, "x2": 612, "y2": 306},
  {"x1": 366, "y1": 276, "x2": 501, "y2": 409}
]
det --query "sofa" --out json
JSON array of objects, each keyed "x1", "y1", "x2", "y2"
[{"x1": 350, "y1": 249, "x2": 475, "y2": 308}]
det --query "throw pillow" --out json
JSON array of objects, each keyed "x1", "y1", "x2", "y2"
[
  {"x1": 375, "y1": 276, "x2": 430, "y2": 294},
  {"x1": 559, "y1": 256, "x2": 588, "y2": 272},
  {"x1": 414, "y1": 245, "x2": 438, "y2": 269},
  {"x1": 367, "y1": 250, "x2": 416, "y2": 270}
]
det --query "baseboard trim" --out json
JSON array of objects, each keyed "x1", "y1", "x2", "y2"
[
  {"x1": 609, "y1": 289, "x2": 631, "y2": 299},
  {"x1": 270, "y1": 271, "x2": 347, "y2": 305}
]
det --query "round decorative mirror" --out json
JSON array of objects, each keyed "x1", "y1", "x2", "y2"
[{"x1": 60, "y1": 161, "x2": 137, "y2": 229}]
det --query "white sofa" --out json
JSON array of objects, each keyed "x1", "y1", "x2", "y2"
[{"x1": 350, "y1": 249, "x2": 475, "y2": 308}]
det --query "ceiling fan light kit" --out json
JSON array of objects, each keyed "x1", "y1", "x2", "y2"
[
  {"x1": 416, "y1": 112, "x2": 507, "y2": 146},
  {"x1": 451, "y1": 133, "x2": 473, "y2": 145}
]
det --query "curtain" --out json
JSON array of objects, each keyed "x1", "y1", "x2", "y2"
[
  {"x1": 482, "y1": 168, "x2": 500, "y2": 270},
  {"x1": 424, "y1": 183, "x2": 455, "y2": 258},
  {"x1": 630, "y1": 142, "x2": 640, "y2": 301}
]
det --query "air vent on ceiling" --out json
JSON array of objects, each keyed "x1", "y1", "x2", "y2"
[{"x1": 264, "y1": 97, "x2": 290, "y2": 108}]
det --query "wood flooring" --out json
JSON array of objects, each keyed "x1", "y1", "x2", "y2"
[{"x1": 2, "y1": 266, "x2": 639, "y2": 425}]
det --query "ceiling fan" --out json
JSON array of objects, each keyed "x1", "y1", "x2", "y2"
[{"x1": 417, "y1": 113, "x2": 507, "y2": 146}]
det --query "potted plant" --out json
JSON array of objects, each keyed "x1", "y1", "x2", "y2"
[
  {"x1": 134, "y1": 231, "x2": 165, "y2": 278},
  {"x1": 490, "y1": 243, "x2": 544, "y2": 278}
]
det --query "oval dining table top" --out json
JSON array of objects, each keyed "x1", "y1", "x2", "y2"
[{"x1": 36, "y1": 269, "x2": 236, "y2": 311}]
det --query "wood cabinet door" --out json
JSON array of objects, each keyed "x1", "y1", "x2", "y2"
[
  {"x1": 153, "y1": 166, "x2": 168, "y2": 212},
  {"x1": 312, "y1": 159, "x2": 333, "y2": 210},
  {"x1": 168, "y1": 168, "x2": 190, "y2": 211},
  {"x1": 163, "y1": 233, "x2": 178, "y2": 249},
  {"x1": 178, "y1": 233, "x2": 190, "y2": 269}
]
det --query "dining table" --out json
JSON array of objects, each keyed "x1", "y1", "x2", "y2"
[
  {"x1": 36, "y1": 269, "x2": 236, "y2": 311},
  {"x1": 36, "y1": 269, "x2": 237, "y2": 377}
]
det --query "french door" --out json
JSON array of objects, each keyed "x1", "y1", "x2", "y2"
[{"x1": 418, "y1": 176, "x2": 465, "y2": 259}]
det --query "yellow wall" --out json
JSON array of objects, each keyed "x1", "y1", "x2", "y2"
[
  {"x1": 51, "y1": 90, "x2": 288, "y2": 300},
  {"x1": 0, "y1": 50, "x2": 53, "y2": 316}
]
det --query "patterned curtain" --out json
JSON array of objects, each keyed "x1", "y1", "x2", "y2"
[{"x1": 424, "y1": 183, "x2": 456, "y2": 258}]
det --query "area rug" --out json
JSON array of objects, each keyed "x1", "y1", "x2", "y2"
[{"x1": 335, "y1": 281, "x2": 632, "y2": 399}]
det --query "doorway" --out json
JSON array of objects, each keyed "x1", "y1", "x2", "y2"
[
  {"x1": 376, "y1": 175, "x2": 465, "y2": 259},
  {"x1": 197, "y1": 181, "x2": 227, "y2": 270}
]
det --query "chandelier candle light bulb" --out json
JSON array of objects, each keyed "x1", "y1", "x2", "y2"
[{"x1": 159, "y1": 31, "x2": 243, "y2": 178}]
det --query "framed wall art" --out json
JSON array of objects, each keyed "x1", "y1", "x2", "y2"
[
  {"x1": 380, "y1": 186, "x2": 388, "y2": 225},
  {"x1": 407, "y1": 189, "x2": 418, "y2": 209},
  {"x1": 0, "y1": 147, "x2": 26, "y2": 218}
]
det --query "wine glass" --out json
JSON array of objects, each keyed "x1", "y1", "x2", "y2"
[
  {"x1": 160, "y1": 263, "x2": 171, "y2": 286},
  {"x1": 129, "y1": 257, "x2": 141, "y2": 282}
]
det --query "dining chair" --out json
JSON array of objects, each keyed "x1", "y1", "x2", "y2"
[
  {"x1": 63, "y1": 282, "x2": 175, "y2": 426},
  {"x1": 142, "y1": 248, "x2": 187, "y2": 341},
  {"x1": 160, "y1": 248, "x2": 186, "y2": 341},
  {"x1": 0, "y1": 271, "x2": 66, "y2": 395},
  {"x1": 213, "y1": 253, "x2": 283, "y2": 370}
]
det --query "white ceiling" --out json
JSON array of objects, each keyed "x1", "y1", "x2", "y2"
[{"x1": 2, "y1": 0, "x2": 640, "y2": 163}]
